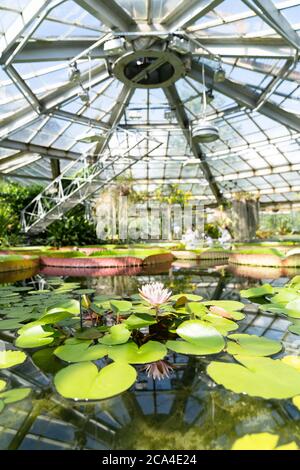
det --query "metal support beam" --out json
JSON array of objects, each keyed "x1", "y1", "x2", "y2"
[
  {"x1": 0, "y1": 0, "x2": 53, "y2": 58},
  {"x1": 189, "y1": 61, "x2": 300, "y2": 133},
  {"x1": 161, "y1": 0, "x2": 224, "y2": 30},
  {"x1": 50, "y1": 159, "x2": 61, "y2": 179},
  {"x1": 73, "y1": 0, "x2": 136, "y2": 31},
  {"x1": 0, "y1": 64, "x2": 108, "y2": 139},
  {"x1": 1, "y1": 173, "x2": 52, "y2": 182},
  {"x1": 164, "y1": 84, "x2": 225, "y2": 205},
  {"x1": 243, "y1": 0, "x2": 300, "y2": 49},
  {"x1": 0, "y1": 140, "x2": 79, "y2": 161},
  {"x1": 50, "y1": 109, "x2": 109, "y2": 131},
  {"x1": 93, "y1": 85, "x2": 134, "y2": 156},
  {"x1": 5, "y1": 37, "x2": 297, "y2": 63}
]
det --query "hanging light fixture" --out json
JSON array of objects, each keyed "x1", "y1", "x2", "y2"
[
  {"x1": 68, "y1": 62, "x2": 81, "y2": 83},
  {"x1": 192, "y1": 63, "x2": 220, "y2": 143},
  {"x1": 214, "y1": 62, "x2": 226, "y2": 82}
]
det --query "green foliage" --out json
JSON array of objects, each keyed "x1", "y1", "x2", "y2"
[
  {"x1": 204, "y1": 223, "x2": 221, "y2": 239},
  {"x1": 0, "y1": 180, "x2": 42, "y2": 245},
  {"x1": 154, "y1": 184, "x2": 191, "y2": 206},
  {"x1": 45, "y1": 205, "x2": 98, "y2": 247}
]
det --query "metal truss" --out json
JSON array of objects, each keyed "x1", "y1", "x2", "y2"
[
  {"x1": 21, "y1": 130, "x2": 162, "y2": 234},
  {"x1": 160, "y1": 0, "x2": 225, "y2": 30},
  {"x1": 188, "y1": 61, "x2": 300, "y2": 133},
  {"x1": 73, "y1": 0, "x2": 137, "y2": 31}
]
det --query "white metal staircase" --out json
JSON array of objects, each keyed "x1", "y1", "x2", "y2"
[{"x1": 21, "y1": 130, "x2": 162, "y2": 234}]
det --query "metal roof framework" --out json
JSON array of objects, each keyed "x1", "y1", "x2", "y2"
[{"x1": 0, "y1": 0, "x2": 300, "y2": 207}]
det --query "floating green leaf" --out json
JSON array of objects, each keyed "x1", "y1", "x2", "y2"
[
  {"x1": 166, "y1": 339, "x2": 223, "y2": 356},
  {"x1": 98, "y1": 324, "x2": 130, "y2": 346},
  {"x1": 176, "y1": 319, "x2": 225, "y2": 348},
  {"x1": 284, "y1": 298, "x2": 300, "y2": 318},
  {"x1": 170, "y1": 294, "x2": 203, "y2": 301},
  {"x1": 292, "y1": 395, "x2": 300, "y2": 411},
  {"x1": 47, "y1": 299, "x2": 80, "y2": 315},
  {"x1": 203, "y1": 314, "x2": 238, "y2": 335},
  {"x1": 0, "y1": 319, "x2": 23, "y2": 330},
  {"x1": 54, "y1": 338, "x2": 107, "y2": 363},
  {"x1": 186, "y1": 302, "x2": 207, "y2": 317},
  {"x1": 288, "y1": 323, "x2": 300, "y2": 335},
  {"x1": 73, "y1": 289, "x2": 95, "y2": 295},
  {"x1": 271, "y1": 290, "x2": 299, "y2": 305},
  {"x1": 38, "y1": 310, "x2": 74, "y2": 325},
  {"x1": 227, "y1": 334, "x2": 282, "y2": 356},
  {"x1": 0, "y1": 379, "x2": 6, "y2": 391},
  {"x1": 240, "y1": 284, "x2": 274, "y2": 298},
  {"x1": 203, "y1": 300, "x2": 245, "y2": 311},
  {"x1": 0, "y1": 388, "x2": 31, "y2": 404},
  {"x1": 32, "y1": 347, "x2": 65, "y2": 374},
  {"x1": 75, "y1": 327, "x2": 105, "y2": 340},
  {"x1": 231, "y1": 433, "x2": 298, "y2": 450},
  {"x1": 54, "y1": 361, "x2": 136, "y2": 400},
  {"x1": 207, "y1": 355, "x2": 300, "y2": 399},
  {"x1": 125, "y1": 313, "x2": 156, "y2": 329},
  {"x1": 110, "y1": 300, "x2": 132, "y2": 313},
  {"x1": 108, "y1": 341, "x2": 167, "y2": 364},
  {"x1": 0, "y1": 349, "x2": 26, "y2": 369},
  {"x1": 15, "y1": 323, "x2": 55, "y2": 348}
]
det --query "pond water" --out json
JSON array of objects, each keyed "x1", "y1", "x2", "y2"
[{"x1": 0, "y1": 261, "x2": 300, "y2": 450}]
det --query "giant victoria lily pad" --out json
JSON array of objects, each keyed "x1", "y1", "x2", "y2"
[
  {"x1": 108, "y1": 340, "x2": 167, "y2": 364},
  {"x1": 227, "y1": 334, "x2": 282, "y2": 357},
  {"x1": 207, "y1": 355, "x2": 300, "y2": 399},
  {"x1": 54, "y1": 361, "x2": 136, "y2": 400}
]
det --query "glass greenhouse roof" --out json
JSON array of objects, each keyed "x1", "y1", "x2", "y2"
[{"x1": 0, "y1": 0, "x2": 300, "y2": 207}]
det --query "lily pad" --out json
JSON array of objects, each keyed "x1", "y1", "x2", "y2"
[
  {"x1": 240, "y1": 285, "x2": 274, "y2": 298},
  {"x1": 227, "y1": 334, "x2": 282, "y2": 357},
  {"x1": 0, "y1": 379, "x2": 6, "y2": 391},
  {"x1": 32, "y1": 347, "x2": 65, "y2": 374},
  {"x1": 271, "y1": 290, "x2": 299, "y2": 305},
  {"x1": 47, "y1": 299, "x2": 80, "y2": 315},
  {"x1": 292, "y1": 395, "x2": 300, "y2": 411},
  {"x1": 15, "y1": 323, "x2": 55, "y2": 348},
  {"x1": 281, "y1": 355, "x2": 300, "y2": 372},
  {"x1": 110, "y1": 300, "x2": 132, "y2": 313},
  {"x1": 284, "y1": 298, "x2": 300, "y2": 318},
  {"x1": 54, "y1": 339, "x2": 107, "y2": 363},
  {"x1": 0, "y1": 388, "x2": 31, "y2": 404},
  {"x1": 186, "y1": 302, "x2": 207, "y2": 317},
  {"x1": 0, "y1": 349, "x2": 26, "y2": 369},
  {"x1": 288, "y1": 323, "x2": 300, "y2": 335},
  {"x1": 108, "y1": 341, "x2": 167, "y2": 364},
  {"x1": 75, "y1": 327, "x2": 105, "y2": 340},
  {"x1": 203, "y1": 314, "x2": 239, "y2": 335},
  {"x1": 170, "y1": 294, "x2": 203, "y2": 301},
  {"x1": 0, "y1": 319, "x2": 23, "y2": 330},
  {"x1": 232, "y1": 433, "x2": 298, "y2": 450},
  {"x1": 125, "y1": 313, "x2": 156, "y2": 329},
  {"x1": 73, "y1": 289, "x2": 95, "y2": 295},
  {"x1": 176, "y1": 319, "x2": 225, "y2": 348},
  {"x1": 166, "y1": 339, "x2": 223, "y2": 356},
  {"x1": 203, "y1": 300, "x2": 245, "y2": 311},
  {"x1": 98, "y1": 324, "x2": 130, "y2": 346},
  {"x1": 207, "y1": 355, "x2": 300, "y2": 399},
  {"x1": 54, "y1": 361, "x2": 137, "y2": 400}
]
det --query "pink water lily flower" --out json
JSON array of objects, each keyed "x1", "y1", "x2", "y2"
[
  {"x1": 139, "y1": 282, "x2": 172, "y2": 307},
  {"x1": 143, "y1": 360, "x2": 174, "y2": 381}
]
